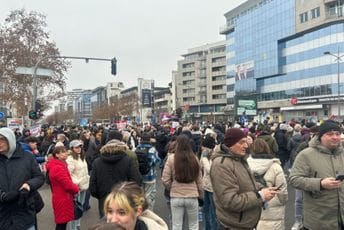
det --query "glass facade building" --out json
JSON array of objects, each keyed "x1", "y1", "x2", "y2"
[{"x1": 222, "y1": 0, "x2": 344, "y2": 121}]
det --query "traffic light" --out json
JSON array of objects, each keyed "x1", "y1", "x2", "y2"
[
  {"x1": 111, "y1": 57, "x2": 117, "y2": 75},
  {"x1": 29, "y1": 110, "x2": 37, "y2": 120}
]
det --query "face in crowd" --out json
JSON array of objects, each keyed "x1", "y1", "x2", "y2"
[{"x1": 104, "y1": 182, "x2": 147, "y2": 230}]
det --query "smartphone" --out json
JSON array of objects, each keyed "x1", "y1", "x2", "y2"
[
  {"x1": 336, "y1": 174, "x2": 344, "y2": 181},
  {"x1": 274, "y1": 184, "x2": 283, "y2": 190}
]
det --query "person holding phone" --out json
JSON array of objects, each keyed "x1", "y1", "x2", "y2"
[
  {"x1": 247, "y1": 138, "x2": 288, "y2": 230},
  {"x1": 210, "y1": 128, "x2": 279, "y2": 230},
  {"x1": 289, "y1": 120, "x2": 344, "y2": 230}
]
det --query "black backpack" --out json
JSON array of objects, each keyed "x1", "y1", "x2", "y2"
[{"x1": 135, "y1": 147, "x2": 151, "y2": 175}]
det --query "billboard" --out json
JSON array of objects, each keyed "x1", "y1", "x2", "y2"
[
  {"x1": 235, "y1": 60, "x2": 254, "y2": 81},
  {"x1": 237, "y1": 99, "x2": 257, "y2": 116},
  {"x1": 142, "y1": 89, "x2": 152, "y2": 107}
]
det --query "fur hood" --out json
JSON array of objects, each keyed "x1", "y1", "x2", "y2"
[{"x1": 100, "y1": 139, "x2": 128, "y2": 155}]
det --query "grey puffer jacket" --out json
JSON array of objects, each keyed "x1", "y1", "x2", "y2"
[
  {"x1": 210, "y1": 144, "x2": 264, "y2": 230},
  {"x1": 289, "y1": 136, "x2": 344, "y2": 230}
]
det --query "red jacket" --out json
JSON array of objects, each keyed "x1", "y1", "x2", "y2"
[{"x1": 46, "y1": 158, "x2": 79, "y2": 224}]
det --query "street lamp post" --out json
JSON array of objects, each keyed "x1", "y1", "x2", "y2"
[{"x1": 324, "y1": 47, "x2": 344, "y2": 118}]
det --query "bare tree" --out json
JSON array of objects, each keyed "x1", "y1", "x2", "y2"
[
  {"x1": 0, "y1": 9, "x2": 70, "y2": 116},
  {"x1": 92, "y1": 93, "x2": 140, "y2": 121}
]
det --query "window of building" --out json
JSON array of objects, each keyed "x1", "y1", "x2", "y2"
[
  {"x1": 212, "y1": 85, "x2": 224, "y2": 90},
  {"x1": 227, "y1": 84, "x2": 235, "y2": 92},
  {"x1": 300, "y1": 12, "x2": 308, "y2": 23},
  {"x1": 212, "y1": 94, "x2": 226, "y2": 99},
  {"x1": 311, "y1": 7, "x2": 320, "y2": 19}
]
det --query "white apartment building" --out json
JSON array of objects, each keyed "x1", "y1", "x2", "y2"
[{"x1": 173, "y1": 41, "x2": 228, "y2": 122}]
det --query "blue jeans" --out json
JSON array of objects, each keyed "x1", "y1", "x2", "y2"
[
  {"x1": 69, "y1": 190, "x2": 86, "y2": 230},
  {"x1": 295, "y1": 189, "x2": 303, "y2": 223},
  {"x1": 203, "y1": 190, "x2": 218, "y2": 230},
  {"x1": 171, "y1": 197, "x2": 198, "y2": 230}
]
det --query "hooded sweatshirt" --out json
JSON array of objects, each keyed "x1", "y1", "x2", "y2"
[{"x1": 0, "y1": 127, "x2": 16, "y2": 158}]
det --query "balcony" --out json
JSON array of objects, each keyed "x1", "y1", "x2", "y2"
[{"x1": 219, "y1": 23, "x2": 235, "y2": 34}]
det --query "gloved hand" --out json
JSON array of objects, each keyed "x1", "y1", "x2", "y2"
[
  {"x1": 0, "y1": 191, "x2": 19, "y2": 203},
  {"x1": 18, "y1": 189, "x2": 30, "y2": 207}
]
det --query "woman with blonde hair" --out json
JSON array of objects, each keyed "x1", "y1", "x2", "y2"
[
  {"x1": 162, "y1": 135, "x2": 203, "y2": 230},
  {"x1": 103, "y1": 181, "x2": 168, "y2": 230}
]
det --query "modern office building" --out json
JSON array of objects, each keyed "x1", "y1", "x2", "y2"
[
  {"x1": 173, "y1": 41, "x2": 227, "y2": 122},
  {"x1": 221, "y1": 0, "x2": 344, "y2": 122}
]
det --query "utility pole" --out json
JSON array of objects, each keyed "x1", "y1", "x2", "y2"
[
  {"x1": 324, "y1": 48, "x2": 344, "y2": 117},
  {"x1": 32, "y1": 55, "x2": 117, "y2": 111}
]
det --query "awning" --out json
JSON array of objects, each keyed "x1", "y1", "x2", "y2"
[{"x1": 280, "y1": 104, "x2": 323, "y2": 111}]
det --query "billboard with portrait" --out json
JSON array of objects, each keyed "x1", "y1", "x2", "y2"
[{"x1": 235, "y1": 60, "x2": 254, "y2": 81}]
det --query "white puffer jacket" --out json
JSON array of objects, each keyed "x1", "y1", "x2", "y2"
[
  {"x1": 247, "y1": 155, "x2": 288, "y2": 230},
  {"x1": 66, "y1": 155, "x2": 90, "y2": 191}
]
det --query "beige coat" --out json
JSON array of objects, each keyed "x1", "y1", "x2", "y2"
[
  {"x1": 139, "y1": 209, "x2": 168, "y2": 230},
  {"x1": 200, "y1": 149, "x2": 214, "y2": 192},
  {"x1": 247, "y1": 155, "x2": 288, "y2": 230},
  {"x1": 161, "y1": 154, "x2": 203, "y2": 198},
  {"x1": 66, "y1": 155, "x2": 89, "y2": 191}
]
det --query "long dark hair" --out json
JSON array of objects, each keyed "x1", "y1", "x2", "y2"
[
  {"x1": 174, "y1": 135, "x2": 199, "y2": 183},
  {"x1": 70, "y1": 146, "x2": 86, "y2": 161}
]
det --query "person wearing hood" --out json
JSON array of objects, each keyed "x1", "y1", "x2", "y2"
[
  {"x1": 0, "y1": 127, "x2": 45, "y2": 230},
  {"x1": 210, "y1": 128, "x2": 279, "y2": 230},
  {"x1": 247, "y1": 138, "x2": 288, "y2": 230},
  {"x1": 89, "y1": 139, "x2": 142, "y2": 218},
  {"x1": 100, "y1": 181, "x2": 168, "y2": 230},
  {"x1": 289, "y1": 120, "x2": 344, "y2": 230}
]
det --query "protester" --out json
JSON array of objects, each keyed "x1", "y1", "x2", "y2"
[
  {"x1": 200, "y1": 135, "x2": 218, "y2": 229},
  {"x1": 135, "y1": 132, "x2": 161, "y2": 210},
  {"x1": 289, "y1": 120, "x2": 344, "y2": 229},
  {"x1": 67, "y1": 140, "x2": 90, "y2": 230},
  {"x1": 0, "y1": 127, "x2": 45, "y2": 230},
  {"x1": 45, "y1": 145, "x2": 80, "y2": 230},
  {"x1": 89, "y1": 139, "x2": 142, "y2": 218},
  {"x1": 162, "y1": 135, "x2": 203, "y2": 230},
  {"x1": 210, "y1": 128, "x2": 279, "y2": 230},
  {"x1": 247, "y1": 138, "x2": 288, "y2": 230},
  {"x1": 102, "y1": 181, "x2": 168, "y2": 229}
]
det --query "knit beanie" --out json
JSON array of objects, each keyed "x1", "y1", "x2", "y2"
[
  {"x1": 318, "y1": 120, "x2": 341, "y2": 140},
  {"x1": 202, "y1": 135, "x2": 216, "y2": 149},
  {"x1": 223, "y1": 128, "x2": 247, "y2": 148}
]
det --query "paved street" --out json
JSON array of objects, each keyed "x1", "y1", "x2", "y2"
[{"x1": 37, "y1": 171, "x2": 296, "y2": 229}]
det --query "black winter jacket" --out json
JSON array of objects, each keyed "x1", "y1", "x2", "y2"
[
  {"x1": 0, "y1": 144, "x2": 45, "y2": 230},
  {"x1": 89, "y1": 141, "x2": 142, "y2": 200}
]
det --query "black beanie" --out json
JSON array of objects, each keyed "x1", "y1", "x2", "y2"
[
  {"x1": 223, "y1": 128, "x2": 247, "y2": 148},
  {"x1": 318, "y1": 120, "x2": 341, "y2": 139},
  {"x1": 202, "y1": 135, "x2": 216, "y2": 149},
  {"x1": 106, "y1": 130, "x2": 123, "y2": 143}
]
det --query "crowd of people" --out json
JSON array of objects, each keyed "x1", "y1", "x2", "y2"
[{"x1": 1, "y1": 117, "x2": 344, "y2": 230}]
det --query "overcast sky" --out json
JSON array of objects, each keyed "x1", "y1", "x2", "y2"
[{"x1": 1, "y1": 0, "x2": 245, "y2": 91}]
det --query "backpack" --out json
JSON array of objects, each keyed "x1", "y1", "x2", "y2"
[
  {"x1": 253, "y1": 171, "x2": 267, "y2": 187},
  {"x1": 135, "y1": 147, "x2": 151, "y2": 175}
]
